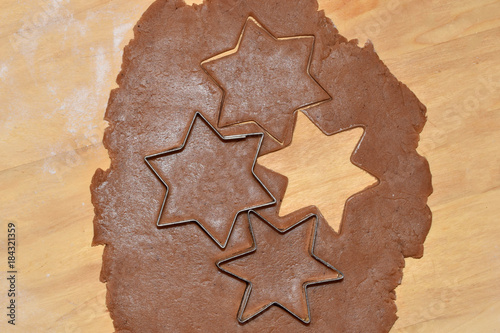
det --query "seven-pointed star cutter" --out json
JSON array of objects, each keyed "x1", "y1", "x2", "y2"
[
  {"x1": 217, "y1": 211, "x2": 344, "y2": 324},
  {"x1": 144, "y1": 112, "x2": 276, "y2": 249},
  {"x1": 200, "y1": 16, "x2": 332, "y2": 144}
]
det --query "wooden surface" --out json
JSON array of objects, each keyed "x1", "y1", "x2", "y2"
[
  {"x1": 259, "y1": 114, "x2": 378, "y2": 232},
  {"x1": 1, "y1": 0, "x2": 499, "y2": 331}
]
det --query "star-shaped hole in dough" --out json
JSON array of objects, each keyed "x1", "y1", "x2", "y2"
[
  {"x1": 145, "y1": 112, "x2": 276, "y2": 248},
  {"x1": 258, "y1": 112, "x2": 378, "y2": 232},
  {"x1": 217, "y1": 211, "x2": 343, "y2": 323},
  {"x1": 201, "y1": 17, "x2": 330, "y2": 144}
]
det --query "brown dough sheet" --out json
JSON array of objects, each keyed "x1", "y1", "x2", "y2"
[{"x1": 91, "y1": 0, "x2": 432, "y2": 331}]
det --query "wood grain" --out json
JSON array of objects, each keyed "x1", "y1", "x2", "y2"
[
  {"x1": 1, "y1": 0, "x2": 499, "y2": 332},
  {"x1": 258, "y1": 113, "x2": 377, "y2": 232}
]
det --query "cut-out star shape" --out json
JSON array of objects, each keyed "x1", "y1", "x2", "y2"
[
  {"x1": 258, "y1": 112, "x2": 378, "y2": 232},
  {"x1": 145, "y1": 112, "x2": 275, "y2": 248},
  {"x1": 202, "y1": 17, "x2": 330, "y2": 143},
  {"x1": 217, "y1": 211, "x2": 343, "y2": 323}
]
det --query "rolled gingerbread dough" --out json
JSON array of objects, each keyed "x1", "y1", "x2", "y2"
[{"x1": 91, "y1": 0, "x2": 432, "y2": 331}]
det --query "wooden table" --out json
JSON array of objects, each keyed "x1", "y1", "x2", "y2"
[{"x1": 1, "y1": 0, "x2": 499, "y2": 331}]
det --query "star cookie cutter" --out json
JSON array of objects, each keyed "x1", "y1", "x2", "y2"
[
  {"x1": 200, "y1": 16, "x2": 332, "y2": 145},
  {"x1": 216, "y1": 210, "x2": 344, "y2": 324},
  {"x1": 144, "y1": 112, "x2": 277, "y2": 249}
]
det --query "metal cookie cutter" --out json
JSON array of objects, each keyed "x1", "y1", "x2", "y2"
[
  {"x1": 216, "y1": 210, "x2": 344, "y2": 324},
  {"x1": 200, "y1": 15, "x2": 332, "y2": 145},
  {"x1": 144, "y1": 111, "x2": 277, "y2": 249}
]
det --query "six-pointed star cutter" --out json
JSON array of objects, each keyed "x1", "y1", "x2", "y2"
[
  {"x1": 217, "y1": 211, "x2": 344, "y2": 324},
  {"x1": 200, "y1": 16, "x2": 333, "y2": 145},
  {"x1": 144, "y1": 111, "x2": 276, "y2": 249}
]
